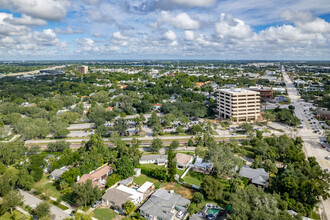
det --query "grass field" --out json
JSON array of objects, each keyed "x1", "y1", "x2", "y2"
[
  {"x1": 182, "y1": 170, "x2": 205, "y2": 186},
  {"x1": 176, "y1": 168, "x2": 185, "y2": 177},
  {"x1": 34, "y1": 175, "x2": 61, "y2": 199},
  {"x1": 162, "y1": 182, "x2": 196, "y2": 199},
  {"x1": 93, "y1": 208, "x2": 118, "y2": 220},
  {"x1": 140, "y1": 163, "x2": 165, "y2": 169},
  {"x1": 134, "y1": 174, "x2": 162, "y2": 188}
]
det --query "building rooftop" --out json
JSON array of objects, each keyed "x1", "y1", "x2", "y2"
[
  {"x1": 139, "y1": 189, "x2": 190, "y2": 220},
  {"x1": 239, "y1": 165, "x2": 269, "y2": 186},
  {"x1": 140, "y1": 154, "x2": 168, "y2": 161},
  {"x1": 137, "y1": 181, "x2": 153, "y2": 193},
  {"x1": 218, "y1": 88, "x2": 259, "y2": 94},
  {"x1": 176, "y1": 153, "x2": 193, "y2": 167}
]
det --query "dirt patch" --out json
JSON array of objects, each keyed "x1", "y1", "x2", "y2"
[{"x1": 162, "y1": 182, "x2": 196, "y2": 200}]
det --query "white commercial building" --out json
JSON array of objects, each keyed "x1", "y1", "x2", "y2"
[{"x1": 217, "y1": 88, "x2": 260, "y2": 122}]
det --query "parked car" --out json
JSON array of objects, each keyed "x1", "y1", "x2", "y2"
[{"x1": 325, "y1": 156, "x2": 330, "y2": 160}]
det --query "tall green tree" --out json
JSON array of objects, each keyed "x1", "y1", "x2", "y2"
[
  {"x1": 167, "y1": 143, "x2": 176, "y2": 181},
  {"x1": 123, "y1": 201, "x2": 135, "y2": 216},
  {"x1": 34, "y1": 201, "x2": 51, "y2": 219},
  {"x1": 151, "y1": 138, "x2": 163, "y2": 152},
  {"x1": 115, "y1": 156, "x2": 134, "y2": 179},
  {"x1": 72, "y1": 180, "x2": 102, "y2": 207},
  {"x1": 1, "y1": 190, "x2": 23, "y2": 215}
]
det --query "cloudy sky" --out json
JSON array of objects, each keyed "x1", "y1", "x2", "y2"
[{"x1": 1, "y1": 0, "x2": 330, "y2": 60}]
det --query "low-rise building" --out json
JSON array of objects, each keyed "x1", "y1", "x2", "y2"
[
  {"x1": 139, "y1": 154, "x2": 168, "y2": 165},
  {"x1": 248, "y1": 86, "x2": 273, "y2": 99},
  {"x1": 193, "y1": 157, "x2": 213, "y2": 174},
  {"x1": 102, "y1": 185, "x2": 143, "y2": 212},
  {"x1": 176, "y1": 153, "x2": 193, "y2": 170},
  {"x1": 139, "y1": 189, "x2": 191, "y2": 220},
  {"x1": 77, "y1": 165, "x2": 113, "y2": 189},
  {"x1": 239, "y1": 165, "x2": 269, "y2": 187},
  {"x1": 49, "y1": 167, "x2": 69, "y2": 180}
]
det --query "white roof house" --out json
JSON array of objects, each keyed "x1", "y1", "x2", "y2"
[
  {"x1": 137, "y1": 181, "x2": 154, "y2": 194},
  {"x1": 116, "y1": 184, "x2": 144, "y2": 204}
]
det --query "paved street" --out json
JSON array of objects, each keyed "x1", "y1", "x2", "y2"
[
  {"x1": 19, "y1": 190, "x2": 70, "y2": 220},
  {"x1": 283, "y1": 66, "x2": 330, "y2": 220}
]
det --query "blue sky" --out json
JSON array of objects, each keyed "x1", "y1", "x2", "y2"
[{"x1": 0, "y1": 0, "x2": 330, "y2": 60}]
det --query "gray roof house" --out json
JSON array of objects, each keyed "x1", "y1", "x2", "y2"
[
  {"x1": 139, "y1": 189, "x2": 190, "y2": 220},
  {"x1": 49, "y1": 167, "x2": 69, "y2": 180},
  {"x1": 139, "y1": 154, "x2": 168, "y2": 165},
  {"x1": 239, "y1": 165, "x2": 269, "y2": 187}
]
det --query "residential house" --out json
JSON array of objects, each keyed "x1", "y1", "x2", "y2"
[
  {"x1": 195, "y1": 82, "x2": 204, "y2": 87},
  {"x1": 49, "y1": 167, "x2": 69, "y2": 180},
  {"x1": 106, "y1": 107, "x2": 114, "y2": 111},
  {"x1": 193, "y1": 157, "x2": 213, "y2": 174},
  {"x1": 120, "y1": 84, "x2": 128, "y2": 89},
  {"x1": 152, "y1": 103, "x2": 162, "y2": 111},
  {"x1": 102, "y1": 184, "x2": 144, "y2": 213},
  {"x1": 239, "y1": 165, "x2": 269, "y2": 187},
  {"x1": 139, "y1": 154, "x2": 168, "y2": 165},
  {"x1": 176, "y1": 153, "x2": 194, "y2": 170},
  {"x1": 77, "y1": 165, "x2": 113, "y2": 189},
  {"x1": 139, "y1": 189, "x2": 191, "y2": 220},
  {"x1": 119, "y1": 177, "x2": 134, "y2": 186},
  {"x1": 137, "y1": 181, "x2": 154, "y2": 196}
]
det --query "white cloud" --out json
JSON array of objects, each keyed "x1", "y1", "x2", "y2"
[
  {"x1": 86, "y1": 9, "x2": 115, "y2": 24},
  {"x1": 184, "y1": 30, "x2": 195, "y2": 40},
  {"x1": 112, "y1": 31, "x2": 129, "y2": 40},
  {"x1": 282, "y1": 10, "x2": 330, "y2": 33},
  {"x1": 5, "y1": 14, "x2": 47, "y2": 26},
  {"x1": 0, "y1": 13, "x2": 29, "y2": 36},
  {"x1": 81, "y1": 0, "x2": 100, "y2": 5},
  {"x1": 54, "y1": 27, "x2": 84, "y2": 34},
  {"x1": 165, "y1": 30, "x2": 177, "y2": 41},
  {"x1": 158, "y1": 11, "x2": 200, "y2": 29},
  {"x1": 170, "y1": 0, "x2": 216, "y2": 8},
  {"x1": 215, "y1": 13, "x2": 254, "y2": 39},
  {"x1": 0, "y1": 0, "x2": 70, "y2": 21}
]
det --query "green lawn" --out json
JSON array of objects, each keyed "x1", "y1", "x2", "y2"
[
  {"x1": 182, "y1": 170, "x2": 205, "y2": 186},
  {"x1": 176, "y1": 168, "x2": 185, "y2": 177},
  {"x1": 93, "y1": 208, "x2": 118, "y2": 220},
  {"x1": 34, "y1": 175, "x2": 61, "y2": 199},
  {"x1": 239, "y1": 145, "x2": 255, "y2": 158},
  {"x1": 134, "y1": 174, "x2": 161, "y2": 188},
  {"x1": 140, "y1": 163, "x2": 165, "y2": 169}
]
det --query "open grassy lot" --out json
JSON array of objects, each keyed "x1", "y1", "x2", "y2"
[
  {"x1": 134, "y1": 174, "x2": 162, "y2": 188},
  {"x1": 162, "y1": 182, "x2": 196, "y2": 199},
  {"x1": 34, "y1": 175, "x2": 61, "y2": 199},
  {"x1": 140, "y1": 163, "x2": 165, "y2": 169},
  {"x1": 182, "y1": 170, "x2": 205, "y2": 186},
  {"x1": 176, "y1": 168, "x2": 185, "y2": 177},
  {"x1": 93, "y1": 208, "x2": 118, "y2": 220}
]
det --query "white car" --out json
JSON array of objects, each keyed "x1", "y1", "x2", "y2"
[{"x1": 325, "y1": 156, "x2": 330, "y2": 160}]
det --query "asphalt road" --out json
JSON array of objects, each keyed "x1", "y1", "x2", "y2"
[
  {"x1": 19, "y1": 190, "x2": 70, "y2": 220},
  {"x1": 283, "y1": 66, "x2": 330, "y2": 220}
]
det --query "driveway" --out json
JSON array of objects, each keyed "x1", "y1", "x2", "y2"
[{"x1": 19, "y1": 190, "x2": 70, "y2": 220}]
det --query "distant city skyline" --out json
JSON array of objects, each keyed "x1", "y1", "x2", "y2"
[{"x1": 0, "y1": 0, "x2": 330, "y2": 60}]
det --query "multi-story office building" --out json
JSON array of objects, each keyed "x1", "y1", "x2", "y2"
[
  {"x1": 217, "y1": 88, "x2": 260, "y2": 122},
  {"x1": 77, "y1": 65, "x2": 88, "y2": 74}
]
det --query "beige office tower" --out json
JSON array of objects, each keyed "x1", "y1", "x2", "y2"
[
  {"x1": 77, "y1": 66, "x2": 88, "y2": 74},
  {"x1": 217, "y1": 88, "x2": 260, "y2": 122}
]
